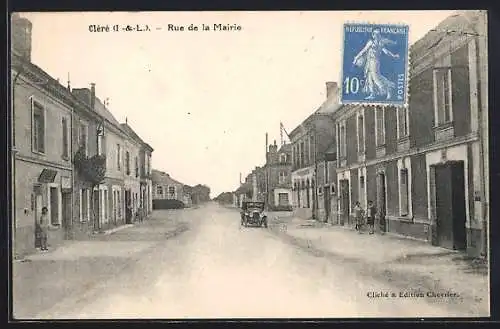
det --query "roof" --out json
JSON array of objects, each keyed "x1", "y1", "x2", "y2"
[
  {"x1": 72, "y1": 88, "x2": 122, "y2": 129},
  {"x1": 278, "y1": 143, "x2": 292, "y2": 153},
  {"x1": 120, "y1": 123, "x2": 154, "y2": 152},
  {"x1": 151, "y1": 169, "x2": 184, "y2": 186},
  {"x1": 410, "y1": 12, "x2": 479, "y2": 61}
]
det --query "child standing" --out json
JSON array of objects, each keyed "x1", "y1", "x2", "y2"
[
  {"x1": 354, "y1": 202, "x2": 364, "y2": 233},
  {"x1": 367, "y1": 200, "x2": 376, "y2": 234}
]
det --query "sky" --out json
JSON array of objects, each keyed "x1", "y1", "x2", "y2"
[{"x1": 19, "y1": 10, "x2": 456, "y2": 197}]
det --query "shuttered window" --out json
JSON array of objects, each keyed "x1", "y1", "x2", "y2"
[
  {"x1": 400, "y1": 169, "x2": 409, "y2": 216},
  {"x1": 32, "y1": 100, "x2": 45, "y2": 153},
  {"x1": 375, "y1": 107, "x2": 385, "y2": 146}
]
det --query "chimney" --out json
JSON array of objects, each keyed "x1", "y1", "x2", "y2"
[
  {"x1": 11, "y1": 13, "x2": 33, "y2": 62},
  {"x1": 90, "y1": 83, "x2": 96, "y2": 110},
  {"x1": 326, "y1": 81, "x2": 338, "y2": 100}
]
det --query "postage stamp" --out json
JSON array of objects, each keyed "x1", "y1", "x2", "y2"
[{"x1": 341, "y1": 23, "x2": 410, "y2": 106}]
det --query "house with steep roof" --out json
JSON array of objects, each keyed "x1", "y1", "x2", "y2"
[{"x1": 151, "y1": 170, "x2": 189, "y2": 209}]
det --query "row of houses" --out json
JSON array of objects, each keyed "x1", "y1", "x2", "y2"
[
  {"x1": 150, "y1": 169, "x2": 212, "y2": 209},
  {"x1": 11, "y1": 14, "x2": 154, "y2": 257},
  {"x1": 237, "y1": 11, "x2": 489, "y2": 258}
]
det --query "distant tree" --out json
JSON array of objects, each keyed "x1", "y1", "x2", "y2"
[{"x1": 73, "y1": 146, "x2": 106, "y2": 231}]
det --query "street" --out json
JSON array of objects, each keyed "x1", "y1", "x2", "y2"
[{"x1": 17, "y1": 202, "x2": 483, "y2": 320}]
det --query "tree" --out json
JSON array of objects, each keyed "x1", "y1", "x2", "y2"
[{"x1": 73, "y1": 146, "x2": 106, "y2": 231}]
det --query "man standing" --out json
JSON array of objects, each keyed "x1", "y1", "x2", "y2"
[{"x1": 367, "y1": 200, "x2": 376, "y2": 234}]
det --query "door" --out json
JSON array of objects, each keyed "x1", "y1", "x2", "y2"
[
  {"x1": 125, "y1": 190, "x2": 132, "y2": 224},
  {"x1": 339, "y1": 179, "x2": 350, "y2": 226},
  {"x1": 93, "y1": 190, "x2": 99, "y2": 230},
  {"x1": 50, "y1": 187, "x2": 59, "y2": 225},
  {"x1": 324, "y1": 187, "x2": 331, "y2": 222},
  {"x1": 377, "y1": 173, "x2": 387, "y2": 232},
  {"x1": 435, "y1": 164, "x2": 454, "y2": 249},
  {"x1": 34, "y1": 193, "x2": 42, "y2": 248},
  {"x1": 434, "y1": 162, "x2": 467, "y2": 250},
  {"x1": 61, "y1": 192, "x2": 71, "y2": 239}
]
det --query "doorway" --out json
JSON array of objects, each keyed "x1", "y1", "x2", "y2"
[
  {"x1": 49, "y1": 187, "x2": 59, "y2": 225},
  {"x1": 125, "y1": 190, "x2": 132, "y2": 224},
  {"x1": 33, "y1": 193, "x2": 42, "y2": 248},
  {"x1": 377, "y1": 172, "x2": 387, "y2": 233},
  {"x1": 324, "y1": 187, "x2": 331, "y2": 222},
  {"x1": 61, "y1": 192, "x2": 71, "y2": 239},
  {"x1": 339, "y1": 179, "x2": 350, "y2": 226},
  {"x1": 434, "y1": 161, "x2": 467, "y2": 251}
]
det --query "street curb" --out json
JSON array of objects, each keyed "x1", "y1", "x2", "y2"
[
  {"x1": 103, "y1": 224, "x2": 135, "y2": 235},
  {"x1": 267, "y1": 223, "x2": 488, "y2": 316},
  {"x1": 32, "y1": 223, "x2": 190, "y2": 319}
]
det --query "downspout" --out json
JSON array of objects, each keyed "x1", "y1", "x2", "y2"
[
  {"x1": 474, "y1": 31, "x2": 488, "y2": 260},
  {"x1": 11, "y1": 62, "x2": 24, "y2": 257}
]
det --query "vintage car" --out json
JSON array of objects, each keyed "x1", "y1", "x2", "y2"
[{"x1": 240, "y1": 201, "x2": 268, "y2": 228}]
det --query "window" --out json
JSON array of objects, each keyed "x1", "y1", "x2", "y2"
[
  {"x1": 330, "y1": 184, "x2": 336, "y2": 195},
  {"x1": 279, "y1": 171, "x2": 287, "y2": 184},
  {"x1": 125, "y1": 151, "x2": 130, "y2": 175},
  {"x1": 32, "y1": 100, "x2": 45, "y2": 153},
  {"x1": 60, "y1": 117, "x2": 69, "y2": 159},
  {"x1": 399, "y1": 168, "x2": 409, "y2": 216},
  {"x1": 280, "y1": 153, "x2": 287, "y2": 164},
  {"x1": 78, "y1": 123, "x2": 88, "y2": 156},
  {"x1": 397, "y1": 106, "x2": 409, "y2": 139},
  {"x1": 375, "y1": 107, "x2": 385, "y2": 146},
  {"x1": 97, "y1": 134, "x2": 105, "y2": 156},
  {"x1": 278, "y1": 193, "x2": 289, "y2": 206},
  {"x1": 434, "y1": 68, "x2": 452, "y2": 126},
  {"x1": 357, "y1": 115, "x2": 365, "y2": 153},
  {"x1": 340, "y1": 125, "x2": 346, "y2": 157},
  {"x1": 157, "y1": 186, "x2": 163, "y2": 196},
  {"x1": 117, "y1": 144, "x2": 121, "y2": 170},
  {"x1": 168, "y1": 186, "x2": 176, "y2": 199},
  {"x1": 135, "y1": 156, "x2": 139, "y2": 177},
  {"x1": 80, "y1": 188, "x2": 89, "y2": 222}
]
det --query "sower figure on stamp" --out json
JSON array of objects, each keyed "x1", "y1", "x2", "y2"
[{"x1": 353, "y1": 28, "x2": 400, "y2": 100}]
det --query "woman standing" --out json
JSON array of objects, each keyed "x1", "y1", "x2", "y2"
[
  {"x1": 353, "y1": 201, "x2": 364, "y2": 233},
  {"x1": 39, "y1": 207, "x2": 50, "y2": 251}
]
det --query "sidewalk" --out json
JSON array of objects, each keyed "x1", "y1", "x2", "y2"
[
  {"x1": 268, "y1": 216, "x2": 489, "y2": 316},
  {"x1": 12, "y1": 215, "x2": 187, "y2": 319}
]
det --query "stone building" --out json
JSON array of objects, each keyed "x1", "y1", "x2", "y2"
[
  {"x1": 265, "y1": 141, "x2": 293, "y2": 210},
  {"x1": 331, "y1": 11, "x2": 488, "y2": 257}
]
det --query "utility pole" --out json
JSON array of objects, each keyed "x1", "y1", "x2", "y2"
[{"x1": 265, "y1": 133, "x2": 269, "y2": 208}]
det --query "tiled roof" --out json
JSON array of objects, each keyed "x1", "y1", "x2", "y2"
[
  {"x1": 410, "y1": 12, "x2": 479, "y2": 61},
  {"x1": 151, "y1": 169, "x2": 184, "y2": 186}
]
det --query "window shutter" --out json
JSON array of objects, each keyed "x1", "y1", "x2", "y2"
[
  {"x1": 400, "y1": 169, "x2": 409, "y2": 215},
  {"x1": 62, "y1": 118, "x2": 68, "y2": 157}
]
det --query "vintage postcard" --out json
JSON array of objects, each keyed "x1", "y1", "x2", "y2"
[{"x1": 10, "y1": 10, "x2": 489, "y2": 320}]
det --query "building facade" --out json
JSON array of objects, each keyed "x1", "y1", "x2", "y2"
[
  {"x1": 152, "y1": 169, "x2": 187, "y2": 208},
  {"x1": 331, "y1": 11, "x2": 488, "y2": 257},
  {"x1": 12, "y1": 13, "x2": 76, "y2": 255},
  {"x1": 265, "y1": 141, "x2": 293, "y2": 210},
  {"x1": 290, "y1": 82, "x2": 339, "y2": 220},
  {"x1": 11, "y1": 14, "x2": 156, "y2": 255}
]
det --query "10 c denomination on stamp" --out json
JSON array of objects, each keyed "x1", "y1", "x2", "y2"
[{"x1": 341, "y1": 23, "x2": 409, "y2": 107}]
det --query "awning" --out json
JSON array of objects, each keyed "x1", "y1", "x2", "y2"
[{"x1": 38, "y1": 169, "x2": 57, "y2": 183}]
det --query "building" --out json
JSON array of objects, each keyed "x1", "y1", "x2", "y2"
[
  {"x1": 11, "y1": 13, "x2": 77, "y2": 256},
  {"x1": 331, "y1": 11, "x2": 488, "y2": 257},
  {"x1": 120, "y1": 122, "x2": 154, "y2": 219},
  {"x1": 290, "y1": 82, "x2": 340, "y2": 220},
  {"x1": 265, "y1": 141, "x2": 293, "y2": 210},
  {"x1": 151, "y1": 169, "x2": 187, "y2": 208}
]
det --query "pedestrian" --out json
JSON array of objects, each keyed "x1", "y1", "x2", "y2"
[
  {"x1": 354, "y1": 201, "x2": 364, "y2": 233},
  {"x1": 39, "y1": 207, "x2": 50, "y2": 251},
  {"x1": 366, "y1": 200, "x2": 376, "y2": 234}
]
